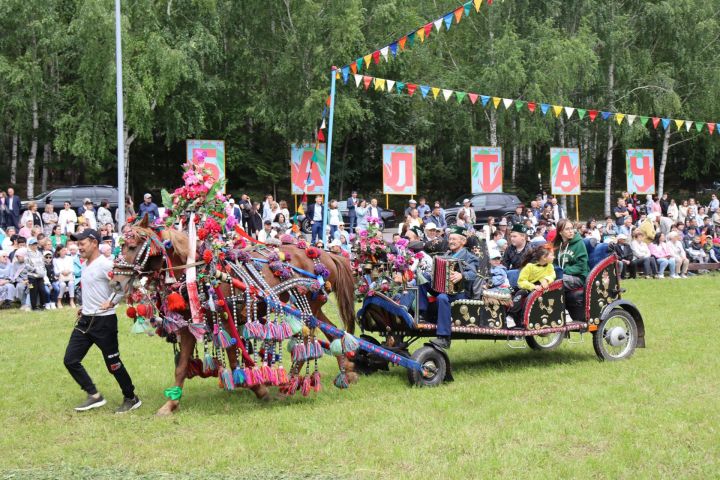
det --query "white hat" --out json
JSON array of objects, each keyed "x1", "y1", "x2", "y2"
[
  {"x1": 15, "y1": 247, "x2": 27, "y2": 257},
  {"x1": 463, "y1": 198, "x2": 470, "y2": 203},
  {"x1": 144, "y1": 193, "x2": 152, "y2": 199},
  {"x1": 409, "y1": 199, "x2": 417, "y2": 204},
  {"x1": 616, "y1": 233, "x2": 628, "y2": 241},
  {"x1": 329, "y1": 239, "x2": 342, "y2": 247},
  {"x1": 424, "y1": 222, "x2": 438, "y2": 231},
  {"x1": 498, "y1": 218, "x2": 508, "y2": 226},
  {"x1": 228, "y1": 198, "x2": 235, "y2": 204}
]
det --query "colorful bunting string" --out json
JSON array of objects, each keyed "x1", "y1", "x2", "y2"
[
  {"x1": 342, "y1": 73, "x2": 719, "y2": 136},
  {"x1": 340, "y1": 0, "x2": 493, "y2": 81}
]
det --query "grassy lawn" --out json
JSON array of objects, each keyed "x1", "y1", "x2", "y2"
[{"x1": 1, "y1": 275, "x2": 719, "y2": 479}]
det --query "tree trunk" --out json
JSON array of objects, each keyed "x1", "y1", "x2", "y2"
[
  {"x1": 581, "y1": 128, "x2": 590, "y2": 184},
  {"x1": 11, "y1": 134, "x2": 18, "y2": 185},
  {"x1": 489, "y1": 108, "x2": 497, "y2": 147},
  {"x1": 603, "y1": 58, "x2": 615, "y2": 217},
  {"x1": 657, "y1": 127, "x2": 671, "y2": 198},
  {"x1": 511, "y1": 118, "x2": 518, "y2": 184},
  {"x1": 27, "y1": 98, "x2": 39, "y2": 198},
  {"x1": 41, "y1": 142, "x2": 51, "y2": 192}
]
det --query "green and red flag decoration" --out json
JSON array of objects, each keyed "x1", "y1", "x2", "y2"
[
  {"x1": 340, "y1": 73, "x2": 720, "y2": 137},
  {"x1": 340, "y1": 0, "x2": 493, "y2": 77}
]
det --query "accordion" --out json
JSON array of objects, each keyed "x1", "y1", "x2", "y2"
[{"x1": 432, "y1": 256, "x2": 464, "y2": 295}]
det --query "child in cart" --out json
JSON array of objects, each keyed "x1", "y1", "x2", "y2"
[{"x1": 506, "y1": 244, "x2": 556, "y2": 328}]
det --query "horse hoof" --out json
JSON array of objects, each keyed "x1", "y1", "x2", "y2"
[
  {"x1": 156, "y1": 400, "x2": 179, "y2": 416},
  {"x1": 252, "y1": 385, "x2": 270, "y2": 401}
]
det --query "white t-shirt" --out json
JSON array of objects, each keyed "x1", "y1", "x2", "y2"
[
  {"x1": 329, "y1": 209, "x2": 341, "y2": 226},
  {"x1": 81, "y1": 255, "x2": 117, "y2": 316}
]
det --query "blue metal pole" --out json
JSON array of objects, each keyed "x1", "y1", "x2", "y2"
[
  {"x1": 320, "y1": 68, "x2": 337, "y2": 247},
  {"x1": 114, "y1": 0, "x2": 126, "y2": 227}
]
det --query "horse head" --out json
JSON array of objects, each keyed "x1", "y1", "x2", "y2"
[{"x1": 110, "y1": 215, "x2": 168, "y2": 297}]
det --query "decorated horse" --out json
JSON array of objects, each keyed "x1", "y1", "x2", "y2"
[{"x1": 110, "y1": 162, "x2": 359, "y2": 415}]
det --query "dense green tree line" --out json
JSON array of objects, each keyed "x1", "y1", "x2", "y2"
[{"x1": 1, "y1": 0, "x2": 719, "y2": 215}]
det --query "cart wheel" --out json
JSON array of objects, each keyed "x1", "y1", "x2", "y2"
[
  {"x1": 526, "y1": 332, "x2": 564, "y2": 351},
  {"x1": 353, "y1": 335, "x2": 389, "y2": 375},
  {"x1": 593, "y1": 309, "x2": 638, "y2": 361},
  {"x1": 407, "y1": 346, "x2": 447, "y2": 387}
]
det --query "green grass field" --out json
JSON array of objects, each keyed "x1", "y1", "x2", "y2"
[{"x1": 1, "y1": 275, "x2": 719, "y2": 479}]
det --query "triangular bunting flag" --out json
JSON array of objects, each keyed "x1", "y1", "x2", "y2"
[
  {"x1": 662, "y1": 118, "x2": 671, "y2": 130},
  {"x1": 577, "y1": 108, "x2": 586, "y2": 120},
  {"x1": 420, "y1": 85, "x2": 430, "y2": 98},
  {"x1": 527, "y1": 102, "x2": 537, "y2": 113},
  {"x1": 407, "y1": 83, "x2": 417, "y2": 96},
  {"x1": 407, "y1": 32, "x2": 416, "y2": 47},
  {"x1": 350, "y1": 62, "x2": 357, "y2": 75},
  {"x1": 386, "y1": 80, "x2": 395, "y2": 92},
  {"x1": 601, "y1": 111, "x2": 612, "y2": 121},
  {"x1": 627, "y1": 114, "x2": 636, "y2": 125},
  {"x1": 317, "y1": 129, "x2": 325, "y2": 142},
  {"x1": 492, "y1": 97, "x2": 501, "y2": 109},
  {"x1": 464, "y1": 2, "x2": 472, "y2": 16},
  {"x1": 685, "y1": 121, "x2": 692, "y2": 132},
  {"x1": 540, "y1": 104, "x2": 550, "y2": 116},
  {"x1": 615, "y1": 113, "x2": 625, "y2": 125},
  {"x1": 354, "y1": 74, "x2": 362, "y2": 88},
  {"x1": 341, "y1": 66, "x2": 350, "y2": 84},
  {"x1": 708, "y1": 123, "x2": 716, "y2": 134},
  {"x1": 639, "y1": 116, "x2": 649, "y2": 126},
  {"x1": 416, "y1": 27, "x2": 425, "y2": 42},
  {"x1": 434, "y1": 18, "x2": 443, "y2": 32},
  {"x1": 695, "y1": 121, "x2": 705, "y2": 132},
  {"x1": 674, "y1": 119, "x2": 683, "y2": 130},
  {"x1": 320, "y1": 119, "x2": 326, "y2": 130},
  {"x1": 432, "y1": 87, "x2": 441, "y2": 100},
  {"x1": 487, "y1": 0, "x2": 493, "y2": 4},
  {"x1": 380, "y1": 46, "x2": 389, "y2": 61},
  {"x1": 651, "y1": 117, "x2": 660, "y2": 129},
  {"x1": 456, "y1": 91, "x2": 467, "y2": 103},
  {"x1": 564, "y1": 106, "x2": 575, "y2": 119},
  {"x1": 552, "y1": 105, "x2": 562, "y2": 117},
  {"x1": 442, "y1": 89, "x2": 453, "y2": 101},
  {"x1": 389, "y1": 42, "x2": 398, "y2": 57},
  {"x1": 503, "y1": 98, "x2": 513, "y2": 109},
  {"x1": 362, "y1": 76, "x2": 373, "y2": 90},
  {"x1": 473, "y1": 0, "x2": 482, "y2": 12},
  {"x1": 515, "y1": 100, "x2": 526, "y2": 111},
  {"x1": 356, "y1": 57, "x2": 364, "y2": 72},
  {"x1": 443, "y1": 14, "x2": 453, "y2": 31},
  {"x1": 396, "y1": 81, "x2": 405, "y2": 93},
  {"x1": 454, "y1": 7, "x2": 463, "y2": 23},
  {"x1": 588, "y1": 110, "x2": 598, "y2": 122},
  {"x1": 363, "y1": 54, "x2": 372, "y2": 69},
  {"x1": 480, "y1": 95, "x2": 490, "y2": 107},
  {"x1": 374, "y1": 78, "x2": 385, "y2": 91},
  {"x1": 468, "y1": 93, "x2": 478, "y2": 104},
  {"x1": 398, "y1": 36, "x2": 407, "y2": 50},
  {"x1": 424, "y1": 23, "x2": 433, "y2": 39},
  {"x1": 372, "y1": 50, "x2": 380, "y2": 64}
]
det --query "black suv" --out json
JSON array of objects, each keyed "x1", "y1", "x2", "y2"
[
  {"x1": 443, "y1": 193, "x2": 523, "y2": 226},
  {"x1": 21, "y1": 185, "x2": 120, "y2": 212}
]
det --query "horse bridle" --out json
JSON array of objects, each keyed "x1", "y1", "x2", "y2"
[{"x1": 113, "y1": 236, "x2": 156, "y2": 278}]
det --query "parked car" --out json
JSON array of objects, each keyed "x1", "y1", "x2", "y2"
[
  {"x1": 297, "y1": 200, "x2": 397, "y2": 234},
  {"x1": 443, "y1": 193, "x2": 523, "y2": 226},
  {"x1": 21, "y1": 185, "x2": 120, "y2": 213}
]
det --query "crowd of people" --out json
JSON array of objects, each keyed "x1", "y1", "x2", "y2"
[{"x1": 1, "y1": 183, "x2": 719, "y2": 314}]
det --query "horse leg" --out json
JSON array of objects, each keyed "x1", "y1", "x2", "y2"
[
  {"x1": 157, "y1": 330, "x2": 195, "y2": 416},
  {"x1": 315, "y1": 309, "x2": 358, "y2": 384},
  {"x1": 224, "y1": 341, "x2": 270, "y2": 401}
]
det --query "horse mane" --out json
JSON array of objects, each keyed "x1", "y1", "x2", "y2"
[{"x1": 161, "y1": 228, "x2": 190, "y2": 263}]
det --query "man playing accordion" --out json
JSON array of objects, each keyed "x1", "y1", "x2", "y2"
[{"x1": 418, "y1": 225, "x2": 480, "y2": 349}]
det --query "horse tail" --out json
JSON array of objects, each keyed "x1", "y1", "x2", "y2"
[{"x1": 326, "y1": 253, "x2": 356, "y2": 334}]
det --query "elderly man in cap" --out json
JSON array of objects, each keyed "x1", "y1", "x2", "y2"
[
  {"x1": 423, "y1": 222, "x2": 447, "y2": 255},
  {"x1": 502, "y1": 224, "x2": 530, "y2": 270},
  {"x1": 63, "y1": 228, "x2": 141, "y2": 413},
  {"x1": 404, "y1": 198, "x2": 418, "y2": 217},
  {"x1": 418, "y1": 225, "x2": 479, "y2": 349},
  {"x1": 0, "y1": 250, "x2": 16, "y2": 308},
  {"x1": 137, "y1": 193, "x2": 159, "y2": 223},
  {"x1": 609, "y1": 234, "x2": 634, "y2": 279},
  {"x1": 460, "y1": 199, "x2": 476, "y2": 226},
  {"x1": 427, "y1": 204, "x2": 447, "y2": 230}
]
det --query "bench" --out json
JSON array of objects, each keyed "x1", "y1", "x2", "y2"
[{"x1": 687, "y1": 262, "x2": 720, "y2": 272}]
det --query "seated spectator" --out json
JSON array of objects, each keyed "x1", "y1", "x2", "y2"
[
  {"x1": 11, "y1": 247, "x2": 32, "y2": 311},
  {"x1": 667, "y1": 231, "x2": 689, "y2": 278},
  {"x1": 53, "y1": 245, "x2": 76, "y2": 308},
  {"x1": 552, "y1": 219, "x2": 588, "y2": 290},
  {"x1": 630, "y1": 231, "x2": 658, "y2": 278},
  {"x1": 0, "y1": 250, "x2": 15, "y2": 308},
  {"x1": 686, "y1": 236, "x2": 707, "y2": 264},
  {"x1": 649, "y1": 232, "x2": 678, "y2": 278},
  {"x1": 609, "y1": 234, "x2": 634, "y2": 279},
  {"x1": 507, "y1": 245, "x2": 556, "y2": 328},
  {"x1": 638, "y1": 213, "x2": 657, "y2": 243}
]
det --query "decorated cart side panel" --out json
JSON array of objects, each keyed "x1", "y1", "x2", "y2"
[
  {"x1": 382, "y1": 144, "x2": 417, "y2": 195},
  {"x1": 470, "y1": 146, "x2": 503, "y2": 193},
  {"x1": 625, "y1": 149, "x2": 655, "y2": 195},
  {"x1": 550, "y1": 147, "x2": 581, "y2": 196},
  {"x1": 186, "y1": 140, "x2": 226, "y2": 190},
  {"x1": 291, "y1": 144, "x2": 327, "y2": 195}
]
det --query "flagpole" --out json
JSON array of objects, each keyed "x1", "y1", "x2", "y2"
[
  {"x1": 114, "y1": 0, "x2": 126, "y2": 227},
  {"x1": 320, "y1": 67, "x2": 337, "y2": 247}
]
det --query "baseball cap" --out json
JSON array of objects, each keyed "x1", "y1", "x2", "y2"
[
  {"x1": 498, "y1": 218, "x2": 508, "y2": 226},
  {"x1": 409, "y1": 199, "x2": 417, "y2": 204},
  {"x1": 424, "y1": 222, "x2": 438, "y2": 231},
  {"x1": 15, "y1": 248, "x2": 27, "y2": 257},
  {"x1": 144, "y1": 193, "x2": 152, "y2": 199},
  {"x1": 70, "y1": 229, "x2": 101, "y2": 243},
  {"x1": 616, "y1": 233, "x2": 628, "y2": 241},
  {"x1": 489, "y1": 249, "x2": 502, "y2": 259},
  {"x1": 27, "y1": 238, "x2": 38, "y2": 245},
  {"x1": 43, "y1": 250, "x2": 53, "y2": 257},
  {"x1": 463, "y1": 198, "x2": 470, "y2": 203},
  {"x1": 329, "y1": 239, "x2": 342, "y2": 247}
]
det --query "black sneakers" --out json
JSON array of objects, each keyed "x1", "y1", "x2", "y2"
[
  {"x1": 74, "y1": 393, "x2": 107, "y2": 411},
  {"x1": 115, "y1": 396, "x2": 142, "y2": 414},
  {"x1": 431, "y1": 337, "x2": 451, "y2": 350}
]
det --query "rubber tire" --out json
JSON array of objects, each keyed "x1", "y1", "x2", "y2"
[
  {"x1": 445, "y1": 215, "x2": 457, "y2": 227},
  {"x1": 301, "y1": 218, "x2": 311, "y2": 234},
  {"x1": 593, "y1": 309, "x2": 638, "y2": 361},
  {"x1": 353, "y1": 334, "x2": 388, "y2": 375},
  {"x1": 407, "y1": 346, "x2": 447, "y2": 387},
  {"x1": 525, "y1": 332, "x2": 564, "y2": 351}
]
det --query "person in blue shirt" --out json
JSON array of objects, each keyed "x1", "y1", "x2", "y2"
[{"x1": 137, "y1": 193, "x2": 159, "y2": 223}]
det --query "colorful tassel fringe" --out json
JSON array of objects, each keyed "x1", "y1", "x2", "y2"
[
  {"x1": 220, "y1": 367, "x2": 235, "y2": 391},
  {"x1": 301, "y1": 375, "x2": 311, "y2": 397},
  {"x1": 333, "y1": 372, "x2": 349, "y2": 389},
  {"x1": 342, "y1": 334, "x2": 359, "y2": 353},
  {"x1": 311, "y1": 371, "x2": 322, "y2": 393},
  {"x1": 232, "y1": 367, "x2": 246, "y2": 386},
  {"x1": 203, "y1": 353, "x2": 216, "y2": 374},
  {"x1": 330, "y1": 339, "x2": 343, "y2": 357}
]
